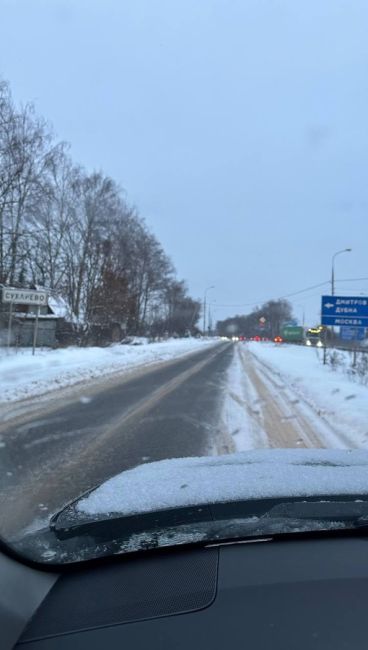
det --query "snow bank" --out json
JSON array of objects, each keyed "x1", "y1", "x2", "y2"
[
  {"x1": 0, "y1": 338, "x2": 219, "y2": 404},
  {"x1": 77, "y1": 449, "x2": 368, "y2": 517},
  {"x1": 248, "y1": 342, "x2": 368, "y2": 447}
]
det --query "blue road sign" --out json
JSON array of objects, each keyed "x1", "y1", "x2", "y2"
[
  {"x1": 340, "y1": 326, "x2": 365, "y2": 342},
  {"x1": 321, "y1": 295, "x2": 368, "y2": 327}
]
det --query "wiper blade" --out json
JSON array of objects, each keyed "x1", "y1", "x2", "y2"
[
  {"x1": 211, "y1": 501, "x2": 368, "y2": 539},
  {"x1": 15, "y1": 496, "x2": 368, "y2": 565},
  {"x1": 51, "y1": 495, "x2": 368, "y2": 543},
  {"x1": 262, "y1": 500, "x2": 368, "y2": 522},
  {"x1": 51, "y1": 503, "x2": 214, "y2": 542}
]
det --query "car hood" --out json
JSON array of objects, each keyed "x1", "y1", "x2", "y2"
[
  {"x1": 13, "y1": 449, "x2": 368, "y2": 565},
  {"x1": 75, "y1": 448, "x2": 368, "y2": 519}
]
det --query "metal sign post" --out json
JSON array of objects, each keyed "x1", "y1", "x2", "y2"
[
  {"x1": 32, "y1": 305, "x2": 40, "y2": 356},
  {"x1": 323, "y1": 328, "x2": 328, "y2": 365},
  {"x1": 7, "y1": 301, "x2": 13, "y2": 350},
  {"x1": 353, "y1": 348, "x2": 358, "y2": 368},
  {"x1": 2, "y1": 287, "x2": 48, "y2": 353}
]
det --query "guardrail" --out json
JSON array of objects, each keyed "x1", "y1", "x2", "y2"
[
  {"x1": 280, "y1": 340, "x2": 368, "y2": 367},
  {"x1": 331, "y1": 342, "x2": 368, "y2": 353}
]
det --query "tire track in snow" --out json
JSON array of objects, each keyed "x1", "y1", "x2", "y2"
[
  {"x1": 237, "y1": 347, "x2": 316, "y2": 448},
  {"x1": 245, "y1": 347, "x2": 352, "y2": 449}
]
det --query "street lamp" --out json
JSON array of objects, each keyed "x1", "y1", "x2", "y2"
[
  {"x1": 296, "y1": 304, "x2": 305, "y2": 327},
  {"x1": 207, "y1": 299, "x2": 216, "y2": 336},
  {"x1": 331, "y1": 248, "x2": 352, "y2": 295},
  {"x1": 203, "y1": 286, "x2": 214, "y2": 334}
]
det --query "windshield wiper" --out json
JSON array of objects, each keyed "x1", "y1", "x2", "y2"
[
  {"x1": 206, "y1": 500, "x2": 368, "y2": 541},
  {"x1": 14, "y1": 496, "x2": 368, "y2": 565},
  {"x1": 50, "y1": 496, "x2": 368, "y2": 543},
  {"x1": 262, "y1": 500, "x2": 368, "y2": 522},
  {"x1": 51, "y1": 503, "x2": 215, "y2": 542}
]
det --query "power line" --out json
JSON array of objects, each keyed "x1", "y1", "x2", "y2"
[
  {"x1": 212, "y1": 277, "x2": 368, "y2": 310},
  {"x1": 338, "y1": 277, "x2": 368, "y2": 283},
  {"x1": 278, "y1": 281, "x2": 330, "y2": 300},
  {"x1": 212, "y1": 281, "x2": 330, "y2": 308}
]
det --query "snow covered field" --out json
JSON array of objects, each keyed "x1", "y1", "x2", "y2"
[
  {"x1": 0, "y1": 338, "x2": 219, "y2": 404},
  {"x1": 245, "y1": 342, "x2": 368, "y2": 449}
]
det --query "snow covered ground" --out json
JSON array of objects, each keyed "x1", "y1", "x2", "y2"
[
  {"x1": 220, "y1": 343, "x2": 270, "y2": 451},
  {"x1": 0, "y1": 338, "x2": 219, "y2": 404},
  {"x1": 246, "y1": 341, "x2": 368, "y2": 449}
]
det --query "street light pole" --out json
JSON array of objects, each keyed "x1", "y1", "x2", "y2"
[
  {"x1": 203, "y1": 285, "x2": 214, "y2": 334},
  {"x1": 330, "y1": 248, "x2": 352, "y2": 346},
  {"x1": 331, "y1": 248, "x2": 352, "y2": 296},
  {"x1": 297, "y1": 304, "x2": 305, "y2": 327},
  {"x1": 207, "y1": 300, "x2": 216, "y2": 336}
]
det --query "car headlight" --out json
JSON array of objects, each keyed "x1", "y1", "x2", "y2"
[
  {"x1": 317, "y1": 340, "x2": 323, "y2": 347},
  {"x1": 306, "y1": 340, "x2": 312, "y2": 346}
]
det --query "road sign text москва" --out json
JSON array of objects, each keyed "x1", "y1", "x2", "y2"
[
  {"x1": 321, "y1": 295, "x2": 368, "y2": 327},
  {"x1": 2, "y1": 288, "x2": 48, "y2": 306}
]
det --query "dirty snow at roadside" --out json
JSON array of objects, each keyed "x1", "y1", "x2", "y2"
[
  {"x1": 221, "y1": 344, "x2": 269, "y2": 450},
  {"x1": 77, "y1": 449, "x2": 368, "y2": 517},
  {"x1": 248, "y1": 342, "x2": 368, "y2": 448},
  {"x1": 0, "y1": 338, "x2": 219, "y2": 404}
]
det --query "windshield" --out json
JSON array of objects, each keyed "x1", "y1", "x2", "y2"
[{"x1": 1, "y1": 0, "x2": 368, "y2": 565}]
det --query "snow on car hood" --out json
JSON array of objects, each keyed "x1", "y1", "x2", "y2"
[{"x1": 76, "y1": 449, "x2": 368, "y2": 518}]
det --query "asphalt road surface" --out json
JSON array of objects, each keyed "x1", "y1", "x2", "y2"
[
  {"x1": 0, "y1": 342, "x2": 233, "y2": 537},
  {"x1": 0, "y1": 340, "x2": 344, "y2": 540}
]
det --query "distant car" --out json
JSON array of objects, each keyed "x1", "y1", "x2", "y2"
[
  {"x1": 274, "y1": 336, "x2": 283, "y2": 344},
  {"x1": 121, "y1": 336, "x2": 150, "y2": 346},
  {"x1": 121, "y1": 336, "x2": 133, "y2": 345},
  {"x1": 305, "y1": 326, "x2": 325, "y2": 347},
  {"x1": 306, "y1": 337, "x2": 324, "y2": 348}
]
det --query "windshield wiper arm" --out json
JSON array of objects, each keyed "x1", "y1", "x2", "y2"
[
  {"x1": 50, "y1": 497, "x2": 368, "y2": 543},
  {"x1": 262, "y1": 500, "x2": 368, "y2": 522},
  {"x1": 51, "y1": 503, "x2": 215, "y2": 542}
]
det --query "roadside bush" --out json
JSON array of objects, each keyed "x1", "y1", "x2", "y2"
[
  {"x1": 354, "y1": 354, "x2": 368, "y2": 385},
  {"x1": 326, "y1": 350, "x2": 345, "y2": 371}
]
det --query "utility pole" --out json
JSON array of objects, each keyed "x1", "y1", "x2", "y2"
[
  {"x1": 208, "y1": 306, "x2": 213, "y2": 335},
  {"x1": 330, "y1": 248, "x2": 352, "y2": 342},
  {"x1": 203, "y1": 286, "x2": 214, "y2": 334},
  {"x1": 296, "y1": 304, "x2": 305, "y2": 328}
]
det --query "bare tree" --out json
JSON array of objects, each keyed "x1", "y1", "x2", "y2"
[
  {"x1": 217, "y1": 300, "x2": 293, "y2": 338},
  {"x1": 0, "y1": 83, "x2": 59, "y2": 285},
  {"x1": 0, "y1": 77, "x2": 200, "y2": 344}
]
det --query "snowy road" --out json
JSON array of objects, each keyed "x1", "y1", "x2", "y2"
[
  {"x1": 0, "y1": 340, "x2": 365, "y2": 539},
  {"x1": 221, "y1": 344, "x2": 349, "y2": 451},
  {"x1": 0, "y1": 342, "x2": 233, "y2": 537}
]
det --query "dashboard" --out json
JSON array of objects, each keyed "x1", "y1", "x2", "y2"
[{"x1": 2, "y1": 534, "x2": 368, "y2": 649}]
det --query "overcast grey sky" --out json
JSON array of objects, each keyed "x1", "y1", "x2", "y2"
[{"x1": 1, "y1": 0, "x2": 367, "y2": 325}]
